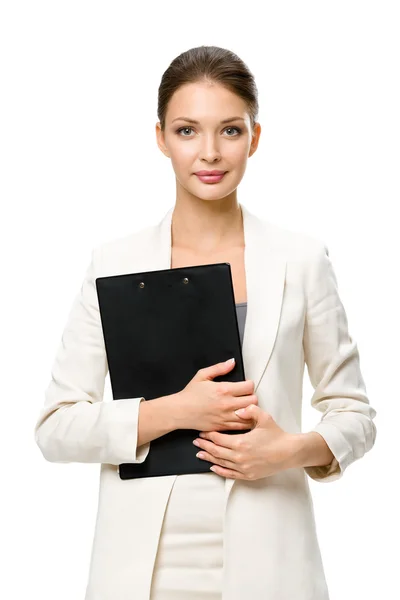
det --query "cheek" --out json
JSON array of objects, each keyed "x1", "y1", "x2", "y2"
[
  {"x1": 169, "y1": 146, "x2": 196, "y2": 171},
  {"x1": 224, "y1": 144, "x2": 249, "y2": 169}
]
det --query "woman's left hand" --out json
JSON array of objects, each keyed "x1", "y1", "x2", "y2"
[{"x1": 193, "y1": 404, "x2": 298, "y2": 480}]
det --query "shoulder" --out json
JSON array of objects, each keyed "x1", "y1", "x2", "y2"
[
  {"x1": 91, "y1": 222, "x2": 156, "y2": 269},
  {"x1": 257, "y1": 215, "x2": 328, "y2": 262},
  {"x1": 257, "y1": 218, "x2": 333, "y2": 295}
]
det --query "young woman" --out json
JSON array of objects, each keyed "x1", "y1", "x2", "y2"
[{"x1": 34, "y1": 45, "x2": 377, "y2": 600}]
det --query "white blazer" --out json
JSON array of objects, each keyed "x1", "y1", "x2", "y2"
[{"x1": 34, "y1": 203, "x2": 377, "y2": 600}]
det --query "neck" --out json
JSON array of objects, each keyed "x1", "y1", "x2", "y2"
[{"x1": 171, "y1": 199, "x2": 244, "y2": 254}]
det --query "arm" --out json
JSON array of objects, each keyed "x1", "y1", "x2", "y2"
[
  {"x1": 136, "y1": 392, "x2": 183, "y2": 447},
  {"x1": 301, "y1": 243, "x2": 377, "y2": 483},
  {"x1": 34, "y1": 246, "x2": 173, "y2": 465},
  {"x1": 289, "y1": 432, "x2": 335, "y2": 470}
]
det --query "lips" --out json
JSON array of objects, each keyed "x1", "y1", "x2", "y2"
[
  {"x1": 194, "y1": 170, "x2": 226, "y2": 176},
  {"x1": 195, "y1": 172, "x2": 227, "y2": 183}
]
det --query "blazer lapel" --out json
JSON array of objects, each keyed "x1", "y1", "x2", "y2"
[{"x1": 141, "y1": 203, "x2": 287, "y2": 502}]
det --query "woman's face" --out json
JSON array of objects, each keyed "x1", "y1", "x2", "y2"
[{"x1": 156, "y1": 81, "x2": 261, "y2": 202}]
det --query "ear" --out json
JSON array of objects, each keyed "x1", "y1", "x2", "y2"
[
  {"x1": 155, "y1": 122, "x2": 170, "y2": 157},
  {"x1": 248, "y1": 122, "x2": 261, "y2": 158}
]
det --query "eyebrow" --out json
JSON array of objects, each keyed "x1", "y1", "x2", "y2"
[{"x1": 171, "y1": 116, "x2": 245, "y2": 124}]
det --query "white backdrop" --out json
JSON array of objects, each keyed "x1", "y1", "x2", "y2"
[{"x1": 1, "y1": 1, "x2": 398, "y2": 598}]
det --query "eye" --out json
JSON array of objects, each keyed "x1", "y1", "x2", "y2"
[
  {"x1": 176, "y1": 126, "x2": 242, "y2": 137},
  {"x1": 225, "y1": 127, "x2": 242, "y2": 136},
  {"x1": 177, "y1": 126, "x2": 195, "y2": 137}
]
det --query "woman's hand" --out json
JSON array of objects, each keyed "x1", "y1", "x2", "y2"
[
  {"x1": 175, "y1": 358, "x2": 258, "y2": 432},
  {"x1": 192, "y1": 404, "x2": 298, "y2": 480}
]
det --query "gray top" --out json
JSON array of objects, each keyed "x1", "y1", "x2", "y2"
[{"x1": 235, "y1": 302, "x2": 247, "y2": 347}]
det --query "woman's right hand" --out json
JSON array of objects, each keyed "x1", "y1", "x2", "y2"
[{"x1": 175, "y1": 358, "x2": 258, "y2": 431}]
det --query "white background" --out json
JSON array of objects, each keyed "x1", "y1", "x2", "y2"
[{"x1": 1, "y1": 1, "x2": 398, "y2": 598}]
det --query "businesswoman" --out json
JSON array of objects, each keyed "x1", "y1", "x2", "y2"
[{"x1": 34, "y1": 45, "x2": 377, "y2": 600}]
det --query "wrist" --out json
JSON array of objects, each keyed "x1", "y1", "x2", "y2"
[
  {"x1": 281, "y1": 434, "x2": 306, "y2": 470},
  {"x1": 161, "y1": 392, "x2": 188, "y2": 432},
  {"x1": 288, "y1": 432, "x2": 335, "y2": 470}
]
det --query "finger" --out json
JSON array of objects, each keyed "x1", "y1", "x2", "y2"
[
  {"x1": 199, "y1": 431, "x2": 240, "y2": 449},
  {"x1": 209, "y1": 464, "x2": 246, "y2": 478},
  {"x1": 195, "y1": 450, "x2": 238, "y2": 471},
  {"x1": 222, "y1": 422, "x2": 252, "y2": 430},
  {"x1": 227, "y1": 379, "x2": 255, "y2": 396},
  {"x1": 234, "y1": 395, "x2": 258, "y2": 411},
  {"x1": 196, "y1": 437, "x2": 234, "y2": 460}
]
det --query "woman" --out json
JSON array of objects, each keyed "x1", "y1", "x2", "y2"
[{"x1": 34, "y1": 46, "x2": 377, "y2": 600}]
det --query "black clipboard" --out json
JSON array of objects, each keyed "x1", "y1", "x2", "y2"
[{"x1": 95, "y1": 262, "x2": 247, "y2": 480}]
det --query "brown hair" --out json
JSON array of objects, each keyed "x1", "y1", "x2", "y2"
[{"x1": 157, "y1": 45, "x2": 259, "y2": 133}]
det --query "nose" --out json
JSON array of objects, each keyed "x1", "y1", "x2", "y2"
[{"x1": 199, "y1": 134, "x2": 222, "y2": 163}]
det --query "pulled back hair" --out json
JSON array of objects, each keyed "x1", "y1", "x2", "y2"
[{"x1": 157, "y1": 45, "x2": 259, "y2": 133}]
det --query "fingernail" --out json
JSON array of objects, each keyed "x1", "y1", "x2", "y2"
[{"x1": 226, "y1": 357, "x2": 235, "y2": 363}]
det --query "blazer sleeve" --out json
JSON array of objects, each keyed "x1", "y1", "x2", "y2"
[
  {"x1": 34, "y1": 246, "x2": 151, "y2": 466},
  {"x1": 302, "y1": 242, "x2": 377, "y2": 483}
]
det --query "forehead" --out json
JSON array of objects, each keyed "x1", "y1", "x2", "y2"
[{"x1": 166, "y1": 81, "x2": 248, "y2": 122}]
